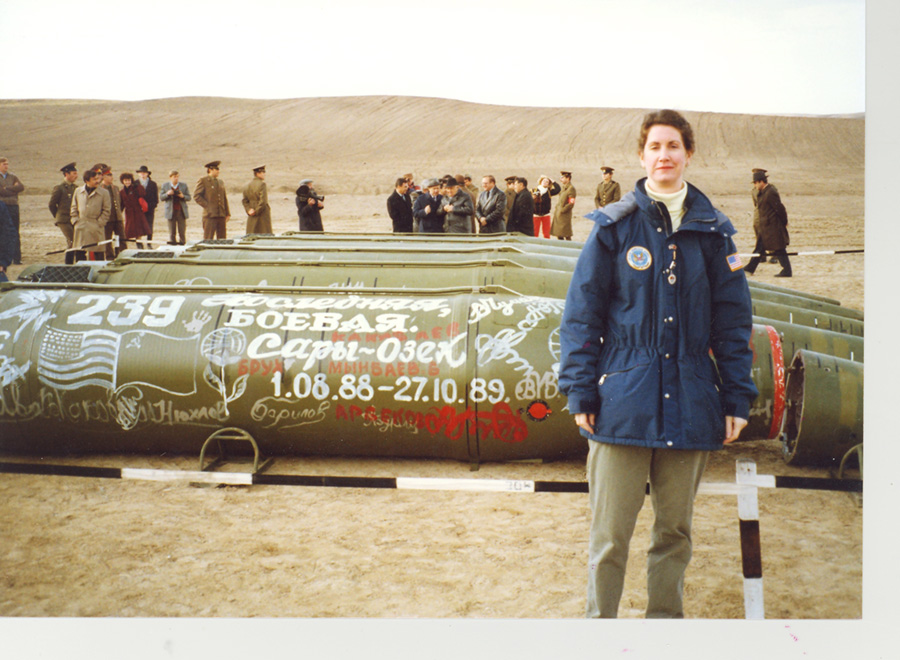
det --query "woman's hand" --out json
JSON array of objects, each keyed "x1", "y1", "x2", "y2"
[
  {"x1": 575, "y1": 413, "x2": 596, "y2": 435},
  {"x1": 724, "y1": 416, "x2": 748, "y2": 444}
]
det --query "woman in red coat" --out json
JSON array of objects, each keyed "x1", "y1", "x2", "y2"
[{"x1": 120, "y1": 172, "x2": 150, "y2": 239}]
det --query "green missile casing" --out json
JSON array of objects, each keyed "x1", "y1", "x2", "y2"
[
  {"x1": 781, "y1": 349, "x2": 863, "y2": 466},
  {"x1": 0, "y1": 282, "x2": 580, "y2": 462},
  {"x1": 0, "y1": 281, "x2": 788, "y2": 461},
  {"x1": 754, "y1": 316, "x2": 863, "y2": 363}
]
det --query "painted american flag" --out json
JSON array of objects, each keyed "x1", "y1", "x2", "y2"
[{"x1": 38, "y1": 327, "x2": 121, "y2": 390}]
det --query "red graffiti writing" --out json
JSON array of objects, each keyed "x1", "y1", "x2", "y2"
[
  {"x1": 334, "y1": 401, "x2": 528, "y2": 444},
  {"x1": 327, "y1": 361, "x2": 440, "y2": 377},
  {"x1": 237, "y1": 358, "x2": 284, "y2": 376}
]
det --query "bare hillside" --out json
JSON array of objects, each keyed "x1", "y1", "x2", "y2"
[{"x1": 3, "y1": 96, "x2": 864, "y2": 195}]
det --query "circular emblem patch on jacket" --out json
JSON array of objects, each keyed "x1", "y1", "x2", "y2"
[{"x1": 626, "y1": 246, "x2": 652, "y2": 270}]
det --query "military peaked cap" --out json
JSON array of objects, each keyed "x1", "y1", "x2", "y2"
[
  {"x1": 60, "y1": 162, "x2": 77, "y2": 173},
  {"x1": 205, "y1": 160, "x2": 221, "y2": 169},
  {"x1": 600, "y1": 166, "x2": 614, "y2": 174}
]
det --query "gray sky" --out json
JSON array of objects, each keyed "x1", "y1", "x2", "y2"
[{"x1": 1, "y1": 0, "x2": 865, "y2": 115}]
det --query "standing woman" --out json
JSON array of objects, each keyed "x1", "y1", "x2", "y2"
[
  {"x1": 559, "y1": 110, "x2": 758, "y2": 618},
  {"x1": 531, "y1": 175, "x2": 559, "y2": 238},
  {"x1": 119, "y1": 172, "x2": 150, "y2": 239}
]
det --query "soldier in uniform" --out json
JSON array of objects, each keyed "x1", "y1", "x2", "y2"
[
  {"x1": 242, "y1": 165, "x2": 272, "y2": 235},
  {"x1": 504, "y1": 176, "x2": 517, "y2": 225},
  {"x1": 194, "y1": 160, "x2": 231, "y2": 239},
  {"x1": 48, "y1": 162, "x2": 79, "y2": 264},
  {"x1": 93, "y1": 163, "x2": 126, "y2": 258},
  {"x1": 594, "y1": 166, "x2": 621, "y2": 208},
  {"x1": 551, "y1": 170, "x2": 577, "y2": 241}
]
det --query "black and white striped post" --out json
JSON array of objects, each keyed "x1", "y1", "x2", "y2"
[{"x1": 736, "y1": 458, "x2": 765, "y2": 619}]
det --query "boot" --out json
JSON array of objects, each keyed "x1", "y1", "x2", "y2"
[{"x1": 774, "y1": 252, "x2": 792, "y2": 277}]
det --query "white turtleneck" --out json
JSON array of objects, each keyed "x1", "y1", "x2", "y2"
[{"x1": 645, "y1": 181, "x2": 688, "y2": 229}]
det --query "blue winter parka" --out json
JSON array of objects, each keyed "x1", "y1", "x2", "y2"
[{"x1": 559, "y1": 179, "x2": 758, "y2": 451}]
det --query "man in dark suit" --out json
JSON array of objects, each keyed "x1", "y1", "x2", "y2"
[
  {"x1": 507, "y1": 177, "x2": 535, "y2": 236},
  {"x1": 476, "y1": 175, "x2": 507, "y2": 234},
  {"x1": 136, "y1": 166, "x2": 159, "y2": 240},
  {"x1": 387, "y1": 177, "x2": 414, "y2": 233}
]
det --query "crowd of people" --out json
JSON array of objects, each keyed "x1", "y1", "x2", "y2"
[
  {"x1": 0, "y1": 152, "x2": 790, "y2": 278},
  {"x1": 385, "y1": 171, "x2": 594, "y2": 240}
]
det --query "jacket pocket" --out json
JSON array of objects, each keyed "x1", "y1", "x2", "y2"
[
  {"x1": 595, "y1": 361, "x2": 659, "y2": 440},
  {"x1": 597, "y1": 362, "x2": 647, "y2": 387}
]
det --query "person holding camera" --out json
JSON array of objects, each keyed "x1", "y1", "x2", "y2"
[
  {"x1": 296, "y1": 178, "x2": 324, "y2": 232},
  {"x1": 532, "y1": 175, "x2": 560, "y2": 238},
  {"x1": 160, "y1": 170, "x2": 191, "y2": 245}
]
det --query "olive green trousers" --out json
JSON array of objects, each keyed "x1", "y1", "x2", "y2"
[{"x1": 585, "y1": 440, "x2": 709, "y2": 618}]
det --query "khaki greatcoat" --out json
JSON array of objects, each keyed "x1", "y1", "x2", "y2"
[
  {"x1": 550, "y1": 182, "x2": 576, "y2": 238},
  {"x1": 242, "y1": 177, "x2": 272, "y2": 234}
]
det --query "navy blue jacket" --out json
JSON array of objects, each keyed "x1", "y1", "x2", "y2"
[{"x1": 559, "y1": 179, "x2": 758, "y2": 451}]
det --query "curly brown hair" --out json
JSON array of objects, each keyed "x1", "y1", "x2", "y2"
[{"x1": 638, "y1": 109, "x2": 695, "y2": 154}]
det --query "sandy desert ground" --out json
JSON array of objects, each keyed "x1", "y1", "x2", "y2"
[{"x1": 0, "y1": 97, "x2": 863, "y2": 619}]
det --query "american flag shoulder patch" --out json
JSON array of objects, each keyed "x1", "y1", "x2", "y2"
[{"x1": 726, "y1": 253, "x2": 743, "y2": 272}]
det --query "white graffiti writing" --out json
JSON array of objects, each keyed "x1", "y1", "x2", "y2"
[
  {"x1": 250, "y1": 398, "x2": 330, "y2": 430},
  {"x1": 247, "y1": 333, "x2": 468, "y2": 371},
  {"x1": 201, "y1": 293, "x2": 453, "y2": 317}
]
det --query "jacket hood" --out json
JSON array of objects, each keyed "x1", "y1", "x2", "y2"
[{"x1": 584, "y1": 178, "x2": 737, "y2": 238}]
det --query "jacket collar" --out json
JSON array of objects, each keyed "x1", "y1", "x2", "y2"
[{"x1": 585, "y1": 178, "x2": 736, "y2": 237}]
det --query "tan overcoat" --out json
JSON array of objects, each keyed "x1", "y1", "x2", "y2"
[{"x1": 70, "y1": 185, "x2": 111, "y2": 247}]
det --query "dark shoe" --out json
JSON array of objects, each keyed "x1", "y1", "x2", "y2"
[
  {"x1": 744, "y1": 268, "x2": 755, "y2": 275},
  {"x1": 774, "y1": 270, "x2": 792, "y2": 277}
]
